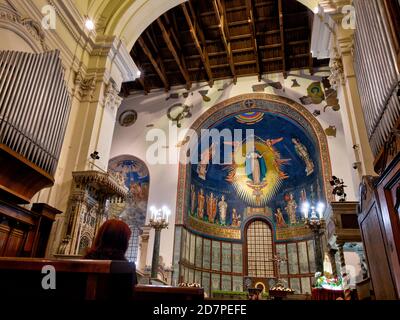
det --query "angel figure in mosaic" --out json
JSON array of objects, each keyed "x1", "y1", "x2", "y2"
[
  {"x1": 292, "y1": 138, "x2": 314, "y2": 176},
  {"x1": 197, "y1": 143, "x2": 216, "y2": 180}
]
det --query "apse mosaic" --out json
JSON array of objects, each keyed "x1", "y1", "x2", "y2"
[{"x1": 187, "y1": 102, "x2": 325, "y2": 241}]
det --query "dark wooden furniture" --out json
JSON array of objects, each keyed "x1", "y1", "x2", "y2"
[
  {"x1": 358, "y1": 154, "x2": 400, "y2": 300},
  {"x1": 0, "y1": 258, "x2": 204, "y2": 301},
  {"x1": 133, "y1": 285, "x2": 204, "y2": 301},
  {"x1": 0, "y1": 202, "x2": 61, "y2": 258}
]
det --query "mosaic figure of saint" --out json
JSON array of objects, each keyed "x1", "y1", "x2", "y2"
[
  {"x1": 197, "y1": 189, "x2": 205, "y2": 219},
  {"x1": 191, "y1": 185, "x2": 196, "y2": 216},
  {"x1": 285, "y1": 193, "x2": 298, "y2": 225},
  {"x1": 275, "y1": 208, "x2": 287, "y2": 228},
  {"x1": 231, "y1": 208, "x2": 240, "y2": 227},
  {"x1": 206, "y1": 193, "x2": 218, "y2": 223},
  {"x1": 292, "y1": 138, "x2": 314, "y2": 176},
  {"x1": 218, "y1": 195, "x2": 228, "y2": 225}
]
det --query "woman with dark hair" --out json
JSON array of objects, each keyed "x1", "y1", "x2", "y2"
[
  {"x1": 85, "y1": 219, "x2": 138, "y2": 298},
  {"x1": 85, "y1": 219, "x2": 132, "y2": 260}
]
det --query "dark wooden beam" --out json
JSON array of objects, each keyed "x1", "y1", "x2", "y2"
[
  {"x1": 278, "y1": 0, "x2": 287, "y2": 78},
  {"x1": 246, "y1": 0, "x2": 261, "y2": 81},
  {"x1": 212, "y1": 0, "x2": 236, "y2": 83},
  {"x1": 157, "y1": 17, "x2": 192, "y2": 89},
  {"x1": 181, "y1": 3, "x2": 214, "y2": 87},
  {"x1": 137, "y1": 37, "x2": 170, "y2": 91}
]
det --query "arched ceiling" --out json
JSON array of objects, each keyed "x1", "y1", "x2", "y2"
[
  {"x1": 123, "y1": 0, "x2": 329, "y2": 93},
  {"x1": 83, "y1": 0, "x2": 319, "y2": 49}
]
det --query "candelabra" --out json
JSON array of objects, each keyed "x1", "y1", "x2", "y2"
[
  {"x1": 149, "y1": 206, "x2": 170, "y2": 279},
  {"x1": 302, "y1": 202, "x2": 326, "y2": 273}
]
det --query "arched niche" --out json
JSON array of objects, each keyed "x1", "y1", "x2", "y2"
[
  {"x1": 108, "y1": 155, "x2": 150, "y2": 262},
  {"x1": 176, "y1": 93, "x2": 333, "y2": 230}
]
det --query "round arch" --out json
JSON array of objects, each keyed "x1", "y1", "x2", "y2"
[
  {"x1": 175, "y1": 93, "x2": 333, "y2": 225},
  {"x1": 88, "y1": 0, "x2": 317, "y2": 51}
]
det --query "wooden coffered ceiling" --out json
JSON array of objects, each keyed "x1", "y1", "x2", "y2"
[{"x1": 122, "y1": 0, "x2": 328, "y2": 95}]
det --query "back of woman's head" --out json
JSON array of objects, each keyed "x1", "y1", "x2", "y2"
[{"x1": 85, "y1": 219, "x2": 131, "y2": 260}]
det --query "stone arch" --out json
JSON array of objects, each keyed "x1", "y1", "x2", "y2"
[{"x1": 175, "y1": 93, "x2": 333, "y2": 225}]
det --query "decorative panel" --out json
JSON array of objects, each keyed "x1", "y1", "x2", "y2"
[
  {"x1": 233, "y1": 276, "x2": 243, "y2": 292},
  {"x1": 301, "y1": 277, "x2": 311, "y2": 294},
  {"x1": 287, "y1": 243, "x2": 299, "y2": 274},
  {"x1": 190, "y1": 233, "x2": 196, "y2": 264},
  {"x1": 290, "y1": 278, "x2": 301, "y2": 294},
  {"x1": 232, "y1": 243, "x2": 243, "y2": 273},
  {"x1": 211, "y1": 273, "x2": 220, "y2": 291},
  {"x1": 202, "y1": 272, "x2": 210, "y2": 296},
  {"x1": 203, "y1": 238, "x2": 211, "y2": 269},
  {"x1": 276, "y1": 243, "x2": 288, "y2": 275},
  {"x1": 298, "y1": 241, "x2": 309, "y2": 274},
  {"x1": 195, "y1": 236, "x2": 203, "y2": 268},
  {"x1": 307, "y1": 240, "x2": 316, "y2": 273},
  {"x1": 221, "y1": 242, "x2": 232, "y2": 272},
  {"x1": 222, "y1": 275, "x2": 232, "y2": 291},
  {"x1": 212, "y1": 241, "x2": 221, "y2": 271}
]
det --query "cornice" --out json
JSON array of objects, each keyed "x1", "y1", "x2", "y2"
[{"x1": 72, "y1": 170, "x2": 128, "y2": 198}]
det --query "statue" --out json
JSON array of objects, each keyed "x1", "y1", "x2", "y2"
[
  {"x1": 330, "y1": 176, "x2": 347, "y2": 202},
  {"x1": 231, "y1": 208, "x2": 241, "y2": 227},
  {"x1": 191, "y1": 185, "x2": 196, "y2": 215},
  {"x1": 292, "y1": 138, "x2": 314, "y2": 176},
  {"x1": 285, "y1": 193, "x2": 298, "y2": 225},
  {"x1": 206, "y1": 193, "x2": 218, "y2": 223},
  {"x1": 197, "y1": 189, "x2": 205, "y2": 219},
  {"x1": 197, "y1": 143, "x2": 216, "y2": 180},
  {"x1": 218, "y1": 195, "x2": 228, "y2": 225},
  {"x1": 275, "y1": 208, "x2": 287, "y2": 228}
]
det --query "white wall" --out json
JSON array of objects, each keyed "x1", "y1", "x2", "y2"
[{"x1": 110, "y1": 73, "x2": 357, "y2": 268}]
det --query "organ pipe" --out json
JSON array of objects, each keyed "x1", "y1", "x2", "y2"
[
  {"x1": 353, "y1": 0, "x2": 400, "y2": 156},
  {"x1": 0, "y1": 50, "x2": 71, "y2": 176}
]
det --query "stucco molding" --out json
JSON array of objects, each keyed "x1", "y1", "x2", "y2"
[{"x1": 0, "y1": 2, "x2": 48, "y2": 52}]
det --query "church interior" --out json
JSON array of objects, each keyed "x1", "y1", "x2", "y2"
[{"x1": 0, "y1": 0, "x2": 400, "y2": 301}]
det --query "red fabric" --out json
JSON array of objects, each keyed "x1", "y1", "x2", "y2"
[{"x1": 312, "y1": 288, "x2": 344, "y2": 300}]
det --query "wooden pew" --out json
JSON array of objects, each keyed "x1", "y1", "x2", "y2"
[{"x1": 0, "y1": 258, "x2": 204, "y2": 301}]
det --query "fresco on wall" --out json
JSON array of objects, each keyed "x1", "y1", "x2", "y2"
[
  {"x1": 187, "y1": 104, "x2": 325, "y2": 241},
  {"x1": 108, "y1": 155, "x2": 149, "y2": 261}
]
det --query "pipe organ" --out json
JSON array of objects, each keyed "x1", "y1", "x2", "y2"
[
  {"x1": 354, "y1": 0, "x2": 400, "y2": 300},
  {"x1": 353, "y1": 0, "x2": 400, "y2": 162},
  {"x1": 0, "y1": 50, "x2": 71, "y2": 178},
  {"x1": 0, "y1": 50, "x2": 70, "y2": 258}
]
